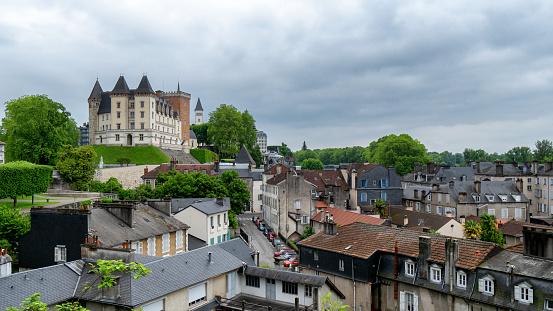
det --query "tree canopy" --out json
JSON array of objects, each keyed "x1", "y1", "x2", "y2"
[
  {"x1": 208, "y1": 104, "x2": 258, "y2": 158},
  {"x1": 301, "y1": 158, "x2": 324, "y2": 170},
  {"x1": 0, "y1": 161, "x2": 53, "y2": 207},
  {"x1": 364, "y1": 134, "x2": 429, "y2": 176},
  {"x1": 505, "y1": 146, "x2": 532, "y2": 164},
  {"x1": 534, "y1": 139, "x2": 553, "y2": 163},
  {"x1": 56, "y1": 145, "x2": 97, "y2": 191},
  {"x1": 190, "y1": 123, "x2": 212, "y2": 146},
  {"x1": 479, "y1": 214, "x2": 505, "y2": 246},
  {"x1": 0, "y1": 95, "x2": 79, "y2": 165}
]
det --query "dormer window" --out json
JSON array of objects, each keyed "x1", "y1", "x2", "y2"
[
  {"x1": 456, "y1": 270, "x2": 467, "y2": 288},
  {"x1": 479, "y1": 275, "x2": 494, "y2": 295},
  {"x1": 472, "y1": 195, "x2": 480, "y2": 202},
  {"x1": 405, "y1": 260, "x2": 415, "y2": 277},
  {"x1": 515, "y1": 282, "x2": 533, "y2": 304},
  {"x1": 498, "y1": 194, "x2": 508, "y2": 202},
  {"x1": 486, "y1": 195, "x2": 494, "y2": 202},
  {"x1": 430, "y1": 265, "x2": 442, "y2": 283}
]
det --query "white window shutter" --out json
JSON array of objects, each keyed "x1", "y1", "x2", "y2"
[
  {"x1": 399, "y1": 291, "x2": 405, "y2": 311},
  {"x1": 514, "y1": 286, "x2": 520, "y2": 300},
  {"x1": 479, "y1": 279, "x2": 484, "y2": 292},
  {"x1": 414, "y1": 293, "x2": 419, "y2": 311},
  {"x1": 528, "y1": 288, "x2": 533, "y2": 304},
  {"x1": 491, "y1": 281, "x2": 494, "y2": 295}
]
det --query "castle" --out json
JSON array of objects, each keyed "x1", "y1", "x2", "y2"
[{"x1": 88, "y1": 75, "x2": 191, "y2": 150}]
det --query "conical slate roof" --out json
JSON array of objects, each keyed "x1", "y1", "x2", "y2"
[
  {"x1": 135, "y1": 75, "x2": 155, "y2": 94},
  {"x1": 111, "y1": 76, "x2": 130, "y2": 94},
  {"x1": 194, "y1": 98, "x2": 203, "y2": 111},
  {"x1": 88, "y1": 80, "x2": 103, "y2": 100},
  {"x1": 235, "y1": 145, "x2": 255, "y2": 165}
]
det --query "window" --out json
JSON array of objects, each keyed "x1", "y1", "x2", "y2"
[
  {"x1": 295, "y1": 200, "x2": 301, "y2": 210},
  {"x1": 305, "y1": 285, "x2": 313, "y2": 297},
  {"x1": 258, "y1": 194, "x2": 262, "y2": 200},
  {"x1": 488, "y1": 209, "x2": 495, "y2": 216},
  {"x1": 141, "y1": 111, "x2": 145, "y2": 118},
  {"x1": 381, "y1": 193, "x2": 387, "y2": 200},
  {"x1": 373, "y1": 180, "x2": 377, "y2": 186},
  {"x1": 141, "y1": 123, "x2": 145, "y2": 129},
  {"x1": 162, "y1": 233, "x2": 170, "y2": 253},
  {"x1": 139, "y1": 134, "x2": 144, "y2": 141},
  {"x1": 117, "y1": 112, "x2": 121, "y2": 118},
  {"x1": 361, "y1": 179, "x2": 368, "y2": 187},
  {"x1": 115, "y1": 134, "x2": 120, "y2": 141},
  {"x1": 188, "y1": 283, "x2": 206, "y2": 306},
  {"x1": 140, "y1": 101, "x2": 144, "y2": 108},
  {"x1": 282, "y1": 281, "x2": 298, "y2": 295},
  {"x1": 515, "y1": 282, "x2": 533, "y2": 304},
  {"x1": 428, "y1": 193, "x2": 432, "y2": 201},
  {"x1": 147, "y1": 237, "x2": 155, "y2": 255},
  {"x1": 426, "y1": 204, "x2": 431, "y2": 213},
  {"x1": 528, "y1": 178, "x2": 532, "y2": 183},
  {"x1": 380, "y1": 179, "x2": 388, "y2": 187},
  {"x1": 446, "y1": 194, "x2": 450, "y2": 203},
  {"x1": 436, "y1": 206, "x2": 442, "y2": 215},
  {"x1": 430, "y1": 265, "x2": 441, "y2": 283},
  {"x1": 405, "y1": 260, "x2": 415, "y2": 277},
  {"x1": 176, "y1": 230, "x2": 183, "y2": 249},
  {"x1": 415, "y1": 202, "x2": 421, "y2": 211},
  {"x1": 457, "y1": 271, "x2": 467, "y2": 288},
  {"x1": 132, "y1": 241, "x2": 143, "y2": 254},
  {"x1": 339, "y1": 259, "x2": 344, "y2": 271},
  {"x1": 314, "y1": 250, "x2": 319, "y2": 261},
  {"x1": 117, "y1": 102, "x2": 120, "y2": 108},
  {"x1": 361, "y1": 193, "x2": 367, "y2": 202},
  {"x1": 400, "y1": 291, "x2": 418, "y2": 311},
  {"x1": 301, "y1": 215, "x2": 309, "y2": 224},
  {"x1": 130, "y1": 122, "x2": 135, "y2": 129},
  {"x1": 437, "y1": 193, "x2": 442, "y2": 202},
  {"x1": 486, "y1": 195, "x2": 494, "y2": 202},
  {"x1": 117, "y1": 123, "x2": 121, "y2": 129},
  {"x1": 528, "y1": 185, "x2": 532, "y2": 191},
  {"x1": 545, "y1": 299, "x2": 553, "y2": 310},
  {"x1": 246, "y1": 275, "x2": 260, "y2": 287},
  {"x1": 479, "y1": 276, "x2": 494, "y2": 295},
  {"x1": 54, "y1": 245, "x2": 67, "y2": 263},
  {"x1": 515, "y1": 208, "x2": 522, "y2": 218},
  {"x1": 501, "y1": 208, "x2": 508, "y2": 219},
  {"x1": 129, "y1": 102, "x2": 134, "y2": 109}
]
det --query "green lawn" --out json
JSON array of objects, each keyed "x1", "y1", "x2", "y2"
[
  {"x1": 0, "y1": 201, "x2": 59, "y2": 209},
  {"x1": 92, "y1": 145, "x2": 170, "y2": 165}
]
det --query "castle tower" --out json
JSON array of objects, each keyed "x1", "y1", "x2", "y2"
[
  {"x1": 162, "y1": 82, "x2": 191, "y2": 143},
  {"x1": 87, "y1": 79, "x2": 103, "y2": 145},
  {"x1": 194, "y1": 98, "x2": 204, "y2": 125}
]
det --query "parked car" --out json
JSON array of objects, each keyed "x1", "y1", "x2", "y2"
[
  {"x1": 272, "y1": 238, "x2": 283, "y2": 247},
  {"x1": 280, "y1": 252, "x2": 297, "y2": 260},
  {"x1": 263, "y1": 227, "x2": 273, "y2": 236},
  {"x1": 254, "y1": 219, "x2": 263, "y2": 226},
  {"x1": 267, "y1": 232, "x2": 277, "y2": 242},
  {"x1": 258, "y1": 223, "x2": 266, "y2": 231},
  {"x1": 274, "y1": 249, "x2": 295, "y2": 257},
  {"x1": 284, "y1": 257, "x2": 299, "y2": 267},
  {"x1": 252, "y1": 216, "x2": 259, "y2": 223}
]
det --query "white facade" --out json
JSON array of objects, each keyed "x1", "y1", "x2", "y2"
[
  {"x1": 0, "y1": 142, "x2": 4, "y2": 164},
  {"x1": 256, "y1": 131, "x2": 267, "y2": 153},
  {"x1": 173, "y1": 207, "x2": 229, "y2": 246}
]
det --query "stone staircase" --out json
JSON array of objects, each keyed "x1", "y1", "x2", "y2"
[{"x1": 157, "y1": 148, "x2": 200, "y2": 164}]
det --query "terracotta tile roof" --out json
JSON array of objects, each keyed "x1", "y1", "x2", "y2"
[
  {"x1": 389, "y1": 207, "x2": 458, "y2": 231},
  {"x1": 264, "y1": 164, "x2": 291, "y2": 175},
  {"x1": 505, "y1": 243, "x2": 523, "y2": 253},
  {"x1": 266, "y1": 169, "x2": 348, "y2": 189},
  {"x1": 315, "y1": 201, "x2": 329, "y2": 208},
  {"x1": 141, "y1": 163, "x2": 217, "y2": 179},
  {"x1": 312, "y1": 207, "x2": 385, "y2": 226},
  {"x1": 347, "y1": 163, "x2": 380, "y2": 175},
  {"x1": 298, "y1": 222, "x2": 498, "y2": 270},
  {"x1": 499, "y1": 220, "x2": 551, "y2": 236}
]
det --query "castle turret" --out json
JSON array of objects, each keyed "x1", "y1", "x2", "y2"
[
  {"x1": 194, "y1": 98, "x2": 204, "y2": 125},
  {"x1": 88, "y1": 79, "x2": 103, "y2": 146}
]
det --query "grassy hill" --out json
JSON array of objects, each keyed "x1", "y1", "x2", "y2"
[{"x1": 92, "y1": 145, "x2": 170, "y2": 165}]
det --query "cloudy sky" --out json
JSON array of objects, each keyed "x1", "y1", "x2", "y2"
[{"x1": 1, "y1": 1, "x2": 552, "y2": 153}]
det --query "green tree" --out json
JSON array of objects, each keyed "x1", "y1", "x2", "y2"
[
  {"x1": 505, "y1": 146, "x2": 532, "y2": 164},
  {"x1": 534, "y1": 139, "x2": 553, "y2": 163},
  {"x1": 0, "y1": 161, "x2": 53, "y2": 207},
  {"x1": 278, "y1": 142, "x2": 292, "y2": 157},
  {"x1": 218, "y1": 170, "x2": 250, "y2": 217},
  {"x1": 364, "y1": 134, "x2": 429, "y2": 176},
  {"x1": 0, "y1": 206, "x2": 30, "y2": 255},
  {"x1": 463, "y1": 220, "x2": 481, "y2": 239},
  {"x1": 294, "y1": 149, "x2": 318, "y2": 165},
  {"x1": 208, "y1": 104, "x2": 243, "y2": 156},
  {"x1": 372, "y1": 198, "x2": 388, "y2": 218},
  {"x1": 239, "y1": 110, "x2": 257, "y2": 153},
  {"x1": 190, "y1": 123, "x2": 212, "y2": 146},
  {"x1": 301, "y1": 158, "x2": 324, "y2": 170},
  {"x1": 462, "y1": 148, "x2": 488, "y2": 163},
  {"x1": 56, "y1": 145, "x2": 97, "y2": 191},
  {"x1": 321, "y1": 293, "x2": 350, "y2": 311},
  {"x1": 300, "y1": 225, "x2": 314, "y2": 239},
  {"x1": 250, "y1": 145, "x2": 263, "y2": 167},
  {"x1": 479, "y1": 214, "x2": 505, "y2": 246},
  {"x1": 0, "y1": 95, "x2": 79, "y2": 165}
]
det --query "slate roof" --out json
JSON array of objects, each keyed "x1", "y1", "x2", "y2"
[
  {"x1": 245, "y1": 265, "x2": 327, "y2": 286},
  {"x1": 499, "y1": 220, "x2": 551, "y2": 237},
  {"x1": 298, "y1": 222, "x2": 499, "y2": 270},
  {"x1": 403, "y1": 185, "x2": 432, "y2": 200},
  {"x1": 389, "y1": 206, "x2": 457, "y2": 231},
  {"x1": 0, "y1": 263, "x2": 82, "y2": 310},
  {"x1": 171, "y1": 197, "x2": 230, "y2": 215},
  {"x1": 88, "y1": 79, "x2": 103, "y2": 100},
  {"x1": 218, "y1": 167, "x2": 263, "y2": 180},
  {"x1": 97, "y1": 91, "x2": 112, "y2": 114},
  {"x1": 479, "y1": 163, "x2": 523, "y2": 176},
  {"x1": 190, "y1": 130, "x2": 197, "y2": 139},
  {"x1": 141, "y1": 163, "x2": 218, "y2": 179},
  {"x1": 311, "y1": 207, "x2": 385, "y2": 226},
  {"x1": 77, "y1": 239, "x2": 255, "y2": 307},
  {"x1": 432, "y1": 166, "x2": 475, "y2": 183},
  {"x1": 347, "y1": 163, "x2": 380, "y2": 176},
  {"x1": 235, "y1": 145, "x2": 255, "y2": 165},
  {"x1": 187, "y1": 235, "x2": 207, "y2": 250},
  {"x1": 135, "y1": 75, "x2": 155, "y2": 94},
  {"x1": 265, "y1": 169, "x2": 348, "y2": 191},
  {"x1": 195, "y1": 98, "x2": 203, "y2": 111},
  {"x1": 480, "y1": 249, "x2": 553, "y2": 280},
  {"x1": 90, "y1": 203, "x2": 189, "y2": 247},
  {"x1": 436, "y1": 180, "x2": 529, "y2": 204},
  {"x1": 112, "y1": 76, "x2": 130, "y2": 94}
]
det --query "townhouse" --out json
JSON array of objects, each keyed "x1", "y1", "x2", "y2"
[
  {"x1": 345, "y1": 163, "x2": 402, "y2": 212},
  {"x1": 389, "y1": 206, "x2": 465, "y2": 238},
  {"x1": 310, "y1": 207, "x2": 385, "y2": 234}
]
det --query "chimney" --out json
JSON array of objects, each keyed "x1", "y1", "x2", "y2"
[
  {"x1": 324, "y1": 217, "x2": 337, "y2": 235},
  {"x1": 459, "y1": 192, "x2": 467, "y2": 202},
  {"x1": 388, "y1": 166, "x2": 396, "y2": 178},
  {"x1": 208, "y1": 252, "x2": 213, "y2": 263},
  {"x1": 403, "y1": 215, "x2": 409, "y2": 226},
  {"x1": 532, "y1": 160, "x2": 539, "y2": 174},
  {"x1": 444, "y1": 238, "x2": 459, "y2": 290},
  {"x1": 418, "y1": 236, "x2": 432, "y2": 280},
  {"x1": 421, "y1": 190, "x2": 426, "y2": 201},
  {"x1": 414, "y1": 189, "x2": 419, "y2": 199},
  {"x1": 523, "y1": 225, "x2": 553, "y2": 259},
  {"x1": 465, "y1": 160, "x2": 471, "y2": 167},
  {"x1": 495, "y1": 163, "x2": 503, "y2": 177},
  {"x1": 101, "y1": 202, "x2": 136, "y2": 228},
  {"x1": 516, "y1": 179, "x2": 524, "y2": 193},
  {"x1": 248, "y1": 162, "x2": 252, "y2": 172},
  {"x1": 351, "y1": 169, "x2": 357, "y2": 189},
  {"x1": 214, "y1": 159, "x2": 220, "y2": 172},
  {"x1": 414, "y1": 163, "x2": 423, "y2": 174},
  {"x1": 81, "y1": 244, "x2": 134, "y2": 263},
  {"x1": 144, "y1": 166, "x2": 149, "y2": 175},
  {"x1": 0, "y1": 248, "x2": 13, "y2": 278},
  {"x1": 216, "y1": 197, "x2": 224, "y2": 206},
  {"x1": 474, "y1": 181, "x2": 481, "y2": 194},
  {"x1": 320, "y1": 208, "x2": 325, "y2": 222},
  {"x1": 426, "y1": 162, "x2": 435, "y2": 174},
  {"x1": 446, "y1": 211, "x2": 452, "y2": 218},
  {"x1": 546, "y1": 161, "x2": 553, "y2": 172},
  {"x1": 170, "y1": 158, "x2": 176, "y2": 171},
  {"x1": 449, "y1": 181, "x2": 454, "y2": 188},
  {"x1": 459, "y1": 215, "x2": 466, "y2": 224},
  {"x1": 276, "y1": 165, "x2": 282, "y2": 175},
  {"x1": 475, "y1": 162, "x2": 481, "y2": 173},
  {"x1": 432, "y1": 184, "x2": 439, "y2": 191}
]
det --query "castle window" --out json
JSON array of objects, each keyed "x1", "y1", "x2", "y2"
[
  {"x1": 129, "y1": 102, "x2": 134, "y2": 109},
  {"x1": 115, "y1": 134, "x2": 120, "y2": 141},
  {"x1": 141, "y1": 123, "x2": 145, "y2": 129},
  {"x1": 141, "y1": 111, "x2": 144, "y2": 118},
  {"x1": 139, "y1": 134, "x2": 144, "y2": 141},
  {"x1": 117, "y1": 102, "x2": 120, "y2": 108},
  {"x1": 117, "y1": 123, "x2": 121, "y2": 130},
  {"x1": 117, "y1": 112, "x2": 121, "y2": 118},
  {"x1": 130, "y1": 112, "x2": 134, "y2": 118},
  {"x1": 140, "y1": 101, "x2": 144, "y2": 108},
  {"x1": 130, "y1": 123, "x2": 135, "y2": 129}
]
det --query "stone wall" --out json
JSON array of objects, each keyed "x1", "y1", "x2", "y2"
[{"x1": 94, "y1": 165, "x2": 151, "y2": 189}]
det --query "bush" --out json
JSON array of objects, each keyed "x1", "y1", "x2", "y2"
[
  {"x1": 190, "y1": 149, "x2": 219, "y2": 163},
  {"x1": 80, "y1": 200, "x2": 91, "y2": 206},
  {"x1": 220, "y1": 159, "x2": 234, "y2": 163},
  {"x1": 100, "y1": 197, "x2": 113, "y2": 203},
  {"x1": 0, "y1": 161, "x2": 53, "y2": 203}
]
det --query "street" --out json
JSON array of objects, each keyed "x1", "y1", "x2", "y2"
[{"x1": 236, "y1": 213, "x2": 278, "y2": 268}]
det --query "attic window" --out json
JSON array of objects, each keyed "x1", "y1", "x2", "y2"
[
  {"x1": 498, "y1": 195, "x2": 508, "y2": 202},
  {"x1": 486, "y1": 195, "x2": 494, "y2": 202}
]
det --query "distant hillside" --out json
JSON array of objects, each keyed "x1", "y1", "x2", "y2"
[{"x1": 92, "y1": 145, "x2": 170, "y2": 165}]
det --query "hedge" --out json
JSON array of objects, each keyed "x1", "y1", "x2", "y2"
[
  {"x1": 0, "y1": 161, "x2": 53, "y2": 199},
  {"x1": 190, "y1": 149, "x2": 219, "y2": 164}
]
